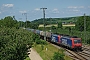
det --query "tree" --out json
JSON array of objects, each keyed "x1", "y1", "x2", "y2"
[
  {"x1": 0, "y1": 19, "x2": 4, "y2": 27},
  {"x1": 3, "y1": 16, "x2": 15, "y2": 28},
  {"x1": 31, "y1": 23, "x2": 39, "y2": 29},
  {"x1": 75, "y1": 16, "x2": 90, "y2": 31},
  {"x1": 0, "y1": 16, "x2": 19, "y2": 28},
  {"x1": 86, "y1": 16, "x2": 90, "y2": 31},
  {"x1": 58, "y1": 22, "x2": 62, "y2": 28},
  {"x1": 51, "y1": 26, "x2": 56, "y2": 30},
  {"x1": 0, "y1": 28, "x2": 34, "y2": 60},
  {"x1": 52, "y1": 49, "x2": 65, "y2": 60},
  {"x1": 26, "y1": 21, "x2": 31, "y2": 28}
]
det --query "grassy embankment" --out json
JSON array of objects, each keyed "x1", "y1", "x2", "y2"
[{"x1": 33, "y1": 42, "x2": 72, "y2": 60}]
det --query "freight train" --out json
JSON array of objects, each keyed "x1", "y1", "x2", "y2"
[{"x1": 26, "y1": 28, "x2": 82, "y2": 51}]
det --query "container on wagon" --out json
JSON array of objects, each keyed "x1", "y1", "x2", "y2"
[
  {"x1": 36, "y1": 30, "x2": 40, "y2": 35},
  {"x1": 40, "y1": 31, "x2": 45, "y2": 36},
  {"x1": 46, "y1": 31, "x2": 51, "y2": 38}
]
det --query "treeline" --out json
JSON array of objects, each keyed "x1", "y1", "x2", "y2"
[
  {"x1": 32, "y1": 17, "x2": 77, "y2": 24},
  {"x1": 75, "y1": 16, "x2": 90, "y2": 31},
  {"x1": 0, "y1": 16, "x2": 90, "y2": 31},
  {"x1": 32, "y1": 16, "x2": 90, "y2": 32},
  {"x1": 0, "y1": 16, "x2": 38, "y2": 29}
]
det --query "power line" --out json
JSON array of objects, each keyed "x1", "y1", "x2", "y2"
[
  {"x1": 22, "y1": 13, "x2": 27, "y2": 28},
  {"x1": 19, "y1": 18, "x2": 22, "y2": 27},
  {"x1": 40, "y1": 8, "x2": 47, "y2": 40},
  {"x1": 50, "y1": 18, "x2": 52, "y2": 32},
  {"x1": 84, "y1": 13, "x2": 86, "y2": 44}
]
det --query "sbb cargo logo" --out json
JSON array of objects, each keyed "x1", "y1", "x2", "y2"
[
  {"x1": 61, "y1": 39, "x2": 67, "y2": 44},
  {"x1": 52, "y1": 36, "x2": 56, "y2": 42}
]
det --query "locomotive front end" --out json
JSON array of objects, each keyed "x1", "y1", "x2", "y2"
[{"x1": 72, "y1": 38, "x2": 82, "y2": 51}]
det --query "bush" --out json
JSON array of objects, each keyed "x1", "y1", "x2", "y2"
[
  {"x1": 35, "y1": 39, "x2": 41, "y2": 44},
  {"x1": 35, "y1": 39, "x2": 48, "y2": 45},
  {"x1": 52, "y1": 52, "x2": 65, "y2": 60},
  {"x1": 87, "y1": 39, "x2": 90, "y2": 44},
  {"x1": 0, "y1": 28, "x2": 34, "y2": 60},
  {"x1": 52, "y1": 49, "x2": 65, "y2": 60},
  {"x1": 40, "y1": 40, "x2": 48, "y2": 45}
]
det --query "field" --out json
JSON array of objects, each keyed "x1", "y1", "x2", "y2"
[
  {"x1": 62, "y1": 24, "x2": 75, "y2": 27},
  {"x1": 39, "y1": 24, "x2": 58, "y2": 27},
  {"x1": 33, "y1": 43, "x2": 72, "y2": 60},
  {"x1": 39, "y1": 24, "x2": 75, "y2": 27}
]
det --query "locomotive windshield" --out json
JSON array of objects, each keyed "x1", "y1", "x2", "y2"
[{"x1": 74, "y1": 40, "x2": 81, "y2": 44}]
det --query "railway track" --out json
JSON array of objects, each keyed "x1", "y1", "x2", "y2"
[
  {"x1": 65, "y1": 47, "x2": 90, "y2": 60},
  {"x1": 65, "y1": 49, "x2": 83, "y2": 60},
  {"x1": 77, "y1": 51, "x2": 90, "y2": 59},
  {"x1": 51, "y1": 43, "x2": 90, "y2": 60},
  {"x1": 82, "y1": 47, "x2": 90, "y2": 52},
  {"x1": 65, "y1": 49, "x2": 89, "y2": 60}
]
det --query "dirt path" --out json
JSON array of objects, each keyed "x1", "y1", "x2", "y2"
[{"x1": 28, "y1": 48, "x2": 43, "y2": 60}]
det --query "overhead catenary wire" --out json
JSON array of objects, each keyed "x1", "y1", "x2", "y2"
[
  {"x1": 40, "y1": 8, "x2": 47, "y2": 40},
  {"x1": 84, "y1": 13, "x2": 86, "y2": 44}
]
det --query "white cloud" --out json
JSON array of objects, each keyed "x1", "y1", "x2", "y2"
[
  {"x1": 88, "y1": 6, "x2": 90, "y2": 8},
  {"x1": 52, "y1": 8, "x2": 60, "y2": 14},
  {"x1": 68, "y1": 6, "x2": 77, "y2": 9},
  {"x1": 72, "y1": 10, "x2": 79, "y2": 12},
  {"x1": 68, "y1": 6, "x2": 85, "y2": 9},
  {"x1": 78, "y1": 6, "x2": 84, "y2": 8},
  {"x1": 3, "y1": 4, "x2": 14, "y2": 8},
  {"x1": 68, "y1": 9, "x2": 79, "y2": 12},
  {"x1": 19, "y1": 11, "x2": 27, "y2": 13},
  {"x1": 53, "y1": 8, "x2": 58, "y2": 11},
  {"x1": 0, "y1": 12, "x2": 1, "y2": 14},
  {"x1": 34, "y1": 8, "x2": 40, "y2": 11}
]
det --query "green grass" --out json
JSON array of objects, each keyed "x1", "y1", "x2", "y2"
[
  {"x1": 24, "y1": 57, "x2": 30, "y2": 60},
  {"x1": 33, "y1": 43, "x2": 72, "y2": 60}
]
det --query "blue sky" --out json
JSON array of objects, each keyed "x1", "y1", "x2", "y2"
[{"x1": 0, "y1": 0, "x2": 90, "y2": 21}]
